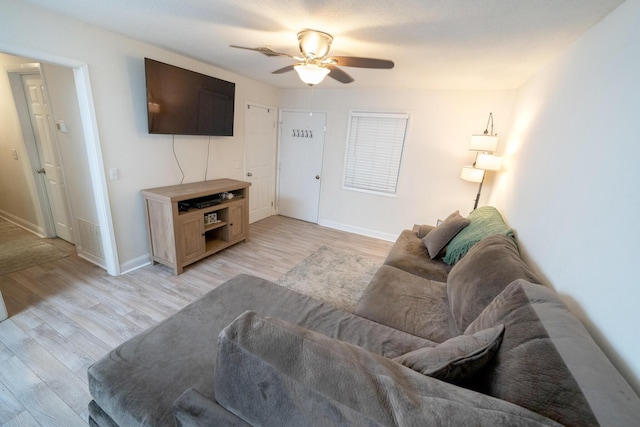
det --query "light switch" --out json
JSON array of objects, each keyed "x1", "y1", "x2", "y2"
[
  {"x1": 109, "y1": 168, "x2": 119, "y2": 180},
  {"x1": 56, "y1": 120, "x2": 68, "y2": 133},
  {"x1": 11, "y1": 149, "x2": 18, "y2": 160}
]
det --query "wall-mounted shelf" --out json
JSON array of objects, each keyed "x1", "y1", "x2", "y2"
[{"x1": 142, "y1": 178, "x2": 250, "y2": 274}]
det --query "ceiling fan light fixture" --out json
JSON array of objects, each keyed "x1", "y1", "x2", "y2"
[
  {"x1": 294, "y1": 63, "x2": 330, "y2": 86},
  {"x1": 231, "y1": 29, "x2": 393, "y2": 85},
  {"x1": 297, "y1": 29, "x2": 333, "y2": 58}
]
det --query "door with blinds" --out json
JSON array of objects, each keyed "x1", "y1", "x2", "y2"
[{"x1": 278, "y1": 110, "x2": 326, "y2": 223}]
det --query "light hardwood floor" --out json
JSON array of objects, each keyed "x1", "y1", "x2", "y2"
[{"x1": 0, "y1": 215, "x2": 394, "y2": 426}]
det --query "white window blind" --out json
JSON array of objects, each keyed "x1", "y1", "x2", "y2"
[{"x1": 343, "y1": 111, "x2": 409, "y2": 195}]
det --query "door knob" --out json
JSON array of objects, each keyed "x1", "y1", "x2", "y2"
[
  {"x1": 315, "y1": 175, "x2": 320, "y2": 180},
  {"x1": 37, "y1": 168, "x2": 46, "y2": 174},
  {"x1": 247, "y1": 172, "x2": 253, "y2": 177}
]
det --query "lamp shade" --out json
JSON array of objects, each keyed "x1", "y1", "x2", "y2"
[
  {"x1": 460, "y1": 166, "x2": 485, "y2": 183},
  {"x1": 294, "y1": 64, "x2": 330, "y2": 85},
  {"x1": 469, "y1": 134, "x2": 498, "y2": 152},
  {"x1": 475, "y1": 153, "x2": 503, "y2": 171}
]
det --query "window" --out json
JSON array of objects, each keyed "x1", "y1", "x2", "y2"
[{"x1": 343, "y1": 111, "x2": 409, "y2": 195}]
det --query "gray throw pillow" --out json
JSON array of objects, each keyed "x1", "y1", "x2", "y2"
[
  {"x1": 393, "y1": 324, "x2": 504, "y2": 384},
  {"x1": 422, "y1": 211, "x2": 471, "y2": 259}
]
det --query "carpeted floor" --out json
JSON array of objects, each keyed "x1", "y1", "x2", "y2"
[
  {"x1": 0, "y1": 218, "x2": 69, "y2": 276},
  {"x1": 276, "y1": 245, "x2": 381, "y2": 312}
]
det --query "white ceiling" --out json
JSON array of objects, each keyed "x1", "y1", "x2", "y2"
[{"x1": 23, "y1": 0, "x2": 625, "y2": 90}]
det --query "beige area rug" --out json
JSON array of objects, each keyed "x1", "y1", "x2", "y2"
[
  {"x1": 0, "y1": 219, "x2": 68, "y2": 276},
  {"x1": 276, "y1": 246, "x2": 381, "y2": 312}
]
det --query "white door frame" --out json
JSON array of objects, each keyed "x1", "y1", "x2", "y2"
[{"x1": 1, "y1": 43, "x2": 119, "y2": 275}]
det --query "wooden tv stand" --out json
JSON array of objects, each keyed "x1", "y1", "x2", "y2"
[{"x1": 142, "y1": 179, "x2": 250, "y2": 274}]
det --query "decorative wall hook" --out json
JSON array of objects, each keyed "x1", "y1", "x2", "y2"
[{"x1": 291, "y1": 129, "x2": 313, "y2": 138}]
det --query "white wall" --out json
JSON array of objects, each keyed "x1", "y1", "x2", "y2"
[
  {"x1": 490, "y1": 0, "x2": 640, "y2": 393},
  {"x1": 0, "y1": 0, "x2": 279, "y2": 272},
  {"x1": 279, "y1": 88, "x2": 515, "y2": 239}
]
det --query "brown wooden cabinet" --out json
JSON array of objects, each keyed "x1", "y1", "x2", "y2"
[{"x1": 142, "y1": 179, "x2": 250, "y2": 274}]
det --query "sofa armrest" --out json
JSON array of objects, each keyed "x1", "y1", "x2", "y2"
[
  {"x1": 215, "y1": 311, "x2": 560, "y2": 427},
  {"x1": 413, "y1": 223, "x2": 435, "y2": 238},
  {"x1": 383, "y1": 229, "x2": 452, "y2": 282},
  {"x1": 173, "y1": 388, "x2": 251, "y2": 427}
]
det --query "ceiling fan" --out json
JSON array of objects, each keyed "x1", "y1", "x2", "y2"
[{"x1": 230, "y1": 29, "x2": 394, "y2": 86}]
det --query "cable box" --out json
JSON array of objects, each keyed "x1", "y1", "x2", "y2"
[{"x1": 190, "y1": 197, "x2": 222, "y2": 209}]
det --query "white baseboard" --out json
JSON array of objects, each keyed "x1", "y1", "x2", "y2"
[
  {"x1": 76, "y1": 247, "x2": 107, "y2": 270},
  {"x1": 317, "y1": 219, "x2": 398, "y2": 242},
  {"x1": 119, "y1": 254, "x2": 152, "y2": 275},
  {"x1": 0, "y1": 210, "x2": 45, "y2": 237}
]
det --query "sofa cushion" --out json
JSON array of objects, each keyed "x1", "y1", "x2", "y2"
[
  {"x1": 393, "y1": 324, "x2": 504, "y2": 384},
  {"x1": 443, "y1": 206, "x2": 513, "y2": 265},
  {"x1": 355, "y1": 265, "x2": 457, "y2": 342},
  {"x1": 422, "y1": 210, "x2": 471, "y2": 259},
  {"x1": 173, "y1": 388, "x2": 251, "y2": 426},
  {"x1": 384, "y1": 229, "x2": 452, "y2": 282},
  {"x1": 215, "y1": 310, "x2": 561, "y2": 427},
  {"x1": 464, "y1": 279, "x2": 640, "y2": 426},
  {"x1": 447, "y1": 234, "x2": 542, "y2": 333}
]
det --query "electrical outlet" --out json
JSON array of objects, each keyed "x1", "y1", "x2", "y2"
[{"x1": 109, "y1": 168, "x2": 119, "y2": 180}]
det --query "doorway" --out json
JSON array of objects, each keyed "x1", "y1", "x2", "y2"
[
  {"x1": 278, "y1": 110, "x2": 326, "y2": 223},
  {"x1": 0, "y1": 48, "x2": 118, "y2": 275},
  {"x1": 9, "y1": 68, "x2": 75, "y2": 243}
]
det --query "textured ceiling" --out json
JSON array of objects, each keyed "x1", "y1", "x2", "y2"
[{"x1": 22, "y1": 0, "x2": 625, "y2": 89}]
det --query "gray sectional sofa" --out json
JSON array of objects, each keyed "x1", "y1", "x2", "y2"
[{"x1": 88, "y1": 207, "x2": 640, "y2": 426}]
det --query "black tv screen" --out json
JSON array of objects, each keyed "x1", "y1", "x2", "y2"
[{"x1": 144, "y1": 58, "x2": 235, "y2": 136}]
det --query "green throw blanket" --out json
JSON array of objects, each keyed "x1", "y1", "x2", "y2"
[{"x1": 443, "y1": 206, "x2": 514, "y2": 265}]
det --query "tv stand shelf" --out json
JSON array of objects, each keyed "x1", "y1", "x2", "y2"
[{"x1": 142, "y1": 179, "x2": 250, "y2": 274}]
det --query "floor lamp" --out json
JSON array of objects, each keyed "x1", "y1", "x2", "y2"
[{"x1": 460, "y1": 113, "x2": 503, "y2": 210}]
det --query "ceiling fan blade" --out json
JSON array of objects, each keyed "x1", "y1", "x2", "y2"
[
  {"x1": 229, "y1": 45, "x2": 295, "y2": 58},
  {"x1": 329, "y1": 56, "x2": 394, "y2": 69},
  {"x1": 272, "y1": 65, "x2": 297, "y2": 74},
  {"x1": 327, "y1": 65, "x2": 355, "y2": 84}
]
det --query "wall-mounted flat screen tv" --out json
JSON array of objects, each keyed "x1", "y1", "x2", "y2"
[{"x1": 144, "y1": 58, "x2": 235, "y2": 136}]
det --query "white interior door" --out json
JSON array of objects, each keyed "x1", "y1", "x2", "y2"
[
  {"x1": 20, "y1": 73, "x2": 74, "y2": 243},
  {"x1": 278, "y1": 111, "x2": 326, "y2": 223},
  {"x1": 245, "y1": 103, "x2": 277, "y2": 223}
]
